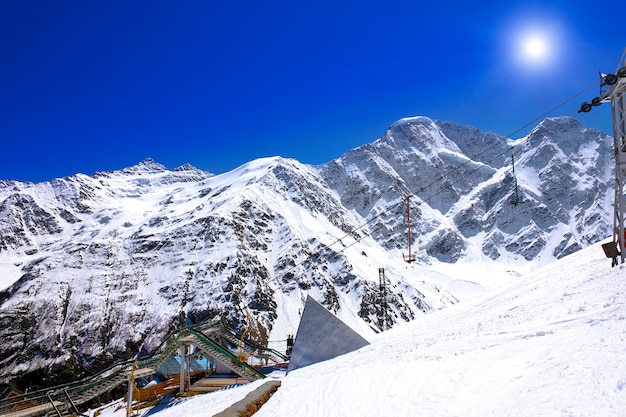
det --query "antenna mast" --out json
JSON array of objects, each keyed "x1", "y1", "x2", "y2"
[{"x1": 403, "y1": 195, "x2": 416, "y2": 263}]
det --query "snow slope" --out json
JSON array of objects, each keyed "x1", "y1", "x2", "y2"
[
  {"x1": 257, "y1": 242, "x2": 626, "y2": 417},
  {"x1": 97, "y1": 241, "x2": 625, "y2": 417}
]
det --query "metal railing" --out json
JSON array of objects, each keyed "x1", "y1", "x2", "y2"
[{"x1": 0, "y1": 317, "x2": 281, "y2": 416}]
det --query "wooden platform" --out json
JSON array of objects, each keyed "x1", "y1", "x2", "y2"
[
  {"x1": 189, "y1": 377, "x2": 249, "y2": 393},
  {"x1": 213, "y1": 380, "x2": 281, "y2": 417},
  {"x1": 136, "y1": 380, "x2": 179, "y2": 402},
  {"x1": 0, "y1": 401, "x2": 63, "y2": 417}
]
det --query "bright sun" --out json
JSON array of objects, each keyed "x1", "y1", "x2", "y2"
[
  {"x1": 515, "y1": 30, "x2": 553, "y2": 67},
  {"x1": 502, "y1": 9, "x2": 564, "y2": 71},
  {"x1": 521, "y1": 34, "x2": 548, "y2": 61}
]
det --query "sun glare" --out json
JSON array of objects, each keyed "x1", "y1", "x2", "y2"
[
  {"x1": 521, "y1": 34, "x2": 549, "y2": 62},
  {"x1": 500, "y1": 8, "x2": 565, "y2": 72}
]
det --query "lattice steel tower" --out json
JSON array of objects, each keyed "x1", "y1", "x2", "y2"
[{"x1": 580, "y1": 50, "x2": 626, "y2": 264}]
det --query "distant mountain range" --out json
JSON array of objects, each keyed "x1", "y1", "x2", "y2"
[{"x1": 0, "y1": 116, "x2": 613, "y2": 388}]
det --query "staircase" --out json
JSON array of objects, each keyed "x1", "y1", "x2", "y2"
[
  {"x1": 70, "y1": 366, "x2": 156, "y2": 406},
  {"x1": 0, "y1": 319, "x2": 271, "y2": 416},
  {"x1": 183, "y1": 329, "x2": 265, "y2": 381}
]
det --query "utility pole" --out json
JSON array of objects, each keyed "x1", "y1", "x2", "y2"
[
  {"x1": 378, "y1": 268, "x2": 389, "y2": 331},
  {"x1": 126, "y1": 358, "x2": 136, "y2": 417},
  {"x1": 402, "y1": 196, "x2": 416, "y2": 263},
  {"x1": 179, "y1": 345, "x2": 186, "y2": 395},
  {"x1": 579, "y1": 50, "x2": 626, "y2": 265}
]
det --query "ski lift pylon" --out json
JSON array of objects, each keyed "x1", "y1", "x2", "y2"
[{"x1": 402, "y1": 195, "x2": 416, "y2": 263}]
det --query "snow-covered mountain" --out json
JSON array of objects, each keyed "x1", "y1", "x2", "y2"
[
  {"x1": 320, "y1": 116, "x2": 612, "y2": 264},
  {"x1": 0, "y1": 116, "x2": 614, "y2": 388}
]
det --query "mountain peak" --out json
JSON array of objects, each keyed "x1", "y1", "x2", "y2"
[
  {"x1": 522, "y1": 116, "x2": 609, "y2": 157},
  {"x1": 93, "y1": 158, "x2": 167, "y2": 179},
  {"x1": 390, "y1": 116, "x2": 436, "y2": 128},
  {"x1": 173, "y1": 163, "x2": 202, "y2": 172},
  {"x1": 532, "y1": 116, "x2": 582, "y2": 134},
  {"x1": 378, "y1": 116, "x2": 462, "y2": 161},
  {"x1": 122, "y1": 158, "x2": 168, "y2": 174}
]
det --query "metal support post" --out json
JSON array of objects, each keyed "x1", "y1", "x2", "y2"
[
  {"x1": 126, "y1": 374, "x2": 133, "y2": 417},
  {"x1": 47, "y1": 392, "x2": 63, "y2": 417},
  {"x1": 179, "y1": 345, "x2": 186, "y2": 395},
  {"x1": 612, "y1": 82, "x2": 626, "y2": 263},
  {"x1": 378, "y1": 268, "x2": 389, "y2": 331},
  {"x1": 63, "y1": 389, "x2": 81, "y2": 415}
]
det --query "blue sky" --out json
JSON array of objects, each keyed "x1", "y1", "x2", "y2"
[{"x1": 1, "y1": 1, "x2": 624, "y2": 183}]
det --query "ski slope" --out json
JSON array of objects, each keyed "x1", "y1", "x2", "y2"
[{"x1": 90, "y1": 241, "x2": 626, "y2": 417}]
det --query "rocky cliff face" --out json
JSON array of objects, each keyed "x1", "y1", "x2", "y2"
[
  {"x1": 318, "y1": 116, "x2": 612, "y2": 264},
  {"x1": 0, "y1": 116, "x2": 614, "y2": 387}
]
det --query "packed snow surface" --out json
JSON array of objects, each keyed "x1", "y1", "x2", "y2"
[
  {"x1": 91, "y1": 241, "x2": 626, "y2": 417},
  {"x1": 0, "y1": 262, "x2": 20, "y2": 291}
]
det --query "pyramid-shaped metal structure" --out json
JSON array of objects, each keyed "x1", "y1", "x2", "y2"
[{"x1": 287, "y1": 295, "x2": 370, "y2": 372}]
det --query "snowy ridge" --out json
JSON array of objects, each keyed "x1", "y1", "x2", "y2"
[{"x1": 0, "y1": 116, "x2": 616, "y2": 387}]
